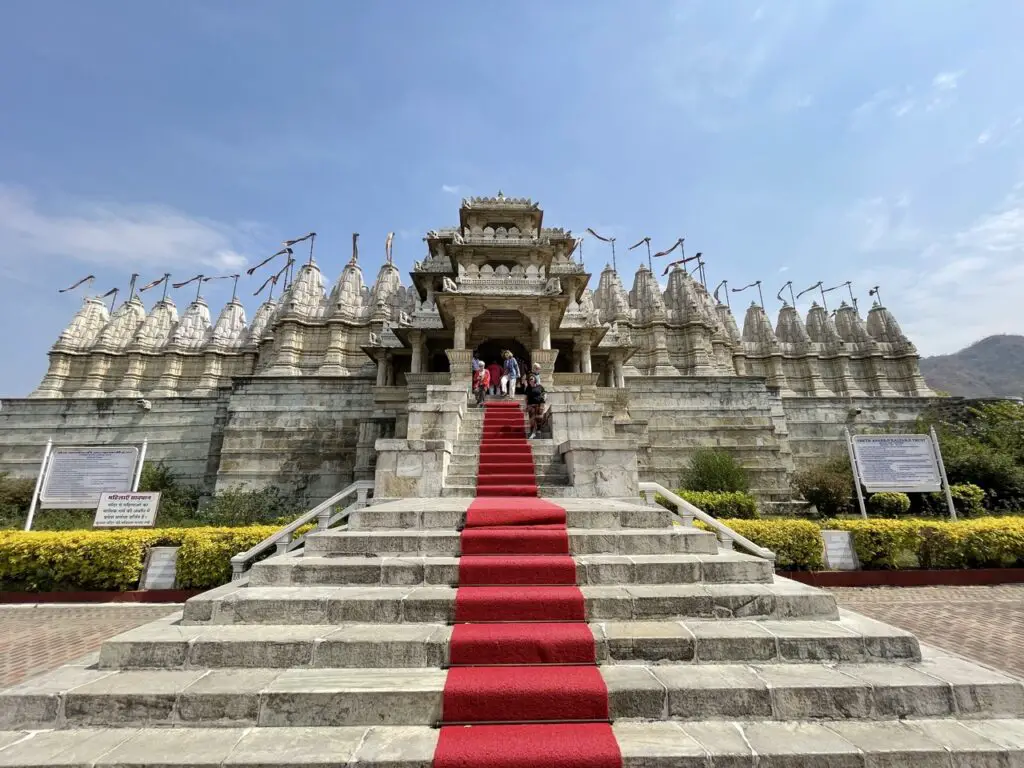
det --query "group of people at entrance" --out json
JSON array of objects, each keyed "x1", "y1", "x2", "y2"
[{"x1": 472, "y1": 350, "x2": 549, "y2": 439}]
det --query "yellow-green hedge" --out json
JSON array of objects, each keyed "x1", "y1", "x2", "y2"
[
  {"x1": 0, "y1": 526, "x2": 278, "y2": 593},
  {"x1": 826, "y1": 517, "x2": 1024, "y2": 570},
  {"x1": 697, "y1": 519, "x2": 825, "y2": 570}
]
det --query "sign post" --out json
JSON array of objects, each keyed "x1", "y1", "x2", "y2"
[
  {"x1": 845, "y1": 429, "x2": 956, "y2": 520},
  {"x1": 24, "y1": 441, "x2": 149, "y2": 531}
]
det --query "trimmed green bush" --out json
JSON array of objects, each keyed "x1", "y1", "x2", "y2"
[
  {"x1": 697, "y1": 519, "x2": 824, "y2": 571},
  {"x1": 680, "y1": 449, "x2": 749, "y2": 493},
  {"x1": 791, "y1": 458, "x2": 853, "y2": 518},
  {"x1": 675, "y1": 490, "x2": 759, "y2": 519},
  {"x1": 867, "y1": 491, "x2": 911, "y2": 518}
]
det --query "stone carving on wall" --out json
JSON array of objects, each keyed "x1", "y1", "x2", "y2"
[
  {"x1": 442, "y1": 276, "x2": 459, "y2": 293},
  {"x1": 543, "y1": 277, "x2": 562, "y2": 295}
]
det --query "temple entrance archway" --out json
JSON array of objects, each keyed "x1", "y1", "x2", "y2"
[
  {"x1": 475, "y1": 338, "x2": 531, "y2": 370},
  {"x1": 468, "y1": 309, "x2": 534, "y2": 369}
]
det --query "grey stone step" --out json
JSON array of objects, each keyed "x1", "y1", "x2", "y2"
[
  {"x1": 445, "y1": 471, "x2": 568, "y2": 487},
  {"x1": 351, "y1": 497, "x2": 673, "y2": 530},
  {"x1": 248, "y1": 551, "x2": 774, "y2": 587},
  {"x1": 1, "y1": 719, "x2": 1022, "y2": 766},
  {"x1": 95, "y1": 613, "x2": 921, "y2": 671},
  {"x1": 181, "y1": 579, "x2": 838, "y2": 625},
  {"x1": 442, "y1": 484, "x2": 572, "y2": 497},
  {"x1": 302, "y1": 527, "x2": 719, "y2": 557},
  {"x1": 4, "y1": 648, "x2": 1021, "y2": 730}
]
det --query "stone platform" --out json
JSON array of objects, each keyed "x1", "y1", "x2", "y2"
[{"x1": 1, "y1": 496, "x2": 1023, "y2": 766}]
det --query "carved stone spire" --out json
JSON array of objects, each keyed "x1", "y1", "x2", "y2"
[
  {"x1": 716, "y1": 304, "x2": 742, "y2": 344},
  {"x1": 866, "y1": 302, "x2": 910, "y2": 345},
  {"x1": 805, "y1": 302, "x2": 842, "y2": 346},
  {"x1": 93, "y1": 294, "x2": 147, "y2": 353},
  {"x1": 834, "y1": 302, "x2": 874, "y2": 346},
  {"x1": 245, "y1": 299, "x2": 279, "y2": 347},
  {"x1": 52, "y1": 296, "x2": 110, "y2": 353},
  {"x1": 327, "y1": 259, "x2": 367, "y2": 321},
  {"x1": 594, "y1": 264, "x2": 632, "y2": 324},
  {"x1": 128, "y1": 298, "x2": 178, "y2": 353},
  {"x1": 208, "y1": 298, "x2": 248, "y2": 349},
  {"x1": 282, "y1": 262, "x2": 327, "y2": 321},
  {"x1": 370, "y1": 261, "x2": 403, "y2": 320},
  {"x1": 629, "y1": 265, "x2": 667, "y2": 323},
  {"x1": 168, "y1": 297, "x2": 213, "y2": 351},
  {"x1": 775, "y1": 305, "x2": 811, "y2": 344},
  {"x1": 741, "y1": 302, "x2": 778, "y2": 346}
]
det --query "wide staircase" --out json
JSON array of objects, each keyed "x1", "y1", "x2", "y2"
[{"x1": 1, "y1": 401, "x2": 1023, "y2": 765}]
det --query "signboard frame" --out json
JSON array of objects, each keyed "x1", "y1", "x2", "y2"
[
  {"x1": 24, "y1": 439, "x2": 148, "y2": 530},
  {"x1": 844, "y1": 427, "x2": 957, "y2": 520}
]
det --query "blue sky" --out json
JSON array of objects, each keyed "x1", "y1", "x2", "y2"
[{"x1": 1, "y1": 0, "x2": 1022, "y2": 396}]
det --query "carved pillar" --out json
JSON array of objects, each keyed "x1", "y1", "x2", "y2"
[
  {"x1": 261, "y1": 323, "x2": 302, "y2": 376},
  {"x1": 150, "y1": 353, "x2": 184, "y2": 397},
  {"x1": 375, "y1": 352, "x2": 389, "y2": 386},
  {"x1": 190, "y1": 353, "x2": 224, "y2": 396},
  {"x1": 111, "y1": 354, "x2": 145, "y2": 398},
  {"x1": 31, "y1": 353, "x2": 72, "y2": 398},
  {"x1": 572, "y1": 349, "x2": 582, "y2": 373},
  {"x1": 447, "y1": 348, "x2": 474, "y2": 389},
  {"x1": 409, "y1": 330, "x2": 425, "y2": 374},
  {"x1": 613, "y1": 355, "x2": 626, "y2": 388},
  {"x1": 73, "y1": 353, "x2": 111, "y2": 398},
  {"x1": 453, "y1": 312, "x2": 467, "y2": 350},
  {"x1": 531, "y1": 349, "x2": 559, "y2": 382},
  {"x1": 538, "y1": 311, "x2": 552, "y2": 350},
  {"x1": 317, "y1": 322, "x2": 349, "y2": 376},
  {"x1": 581, "y1": 341, "x2": 593, "y2": 374}
]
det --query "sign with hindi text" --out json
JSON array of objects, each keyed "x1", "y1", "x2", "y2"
[
  {"x1": 851, "y1": 435, "x2": 942, "y2": 493},
  {"x1": 40, "y1": 446, "x2": 140, "y2": 509},
  {"x1": 94, "y1": 492, "x2": 161, "y2": 528}
]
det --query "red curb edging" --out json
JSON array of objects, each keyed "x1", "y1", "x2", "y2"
[
  {"x1": 782, "y1": 568, "x2": 1024, "y2": 587},
  {"x1": 0, "y1": 589, "x2": 202, "y2": 604}
]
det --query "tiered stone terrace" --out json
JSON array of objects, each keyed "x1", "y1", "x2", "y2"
[{"x1": 1, "y1": 495, "x2": 1022, "y2": 766}]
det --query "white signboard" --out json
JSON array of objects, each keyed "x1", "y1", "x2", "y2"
[
  {"x1": 851, "y1": 434, "x2": 942, "y2": 493},
  {"x1": 821, "y1": 530, "x2": 860, "y2": 571},
  {"x1": 40, "y1": 446, "x2": 140, "y2": 509},
  {"x1": 94, "y1": 492, "x2": 161, "y2": 528}
]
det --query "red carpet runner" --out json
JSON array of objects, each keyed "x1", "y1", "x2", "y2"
[{"x1": 433, "y1": 400, "x2": 622, "y2": 768}]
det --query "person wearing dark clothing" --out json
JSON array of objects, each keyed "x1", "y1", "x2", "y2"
[{"x1": 524, "y1": 374, "x2": 547, "y2": 439}]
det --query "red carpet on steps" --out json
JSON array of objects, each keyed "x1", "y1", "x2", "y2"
[{"x1": 433, "y1": 398, "x2": 622, "y2": 768}]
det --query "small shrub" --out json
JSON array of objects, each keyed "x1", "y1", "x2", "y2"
[
  {"x1": 867, "y1": 491, "x2": 911, "y2": 518},
  {"x1": 696, "y1": 518, "x2": 824, "y2": 570},
  {"x1": 196, "y1": 486, "x2": 304, "y2": 527},
  {"x1": 673, "y1": 490, "x2": 759, "y2": 519},
  {"x1": 792, "y1": 458, "x2": 853, "y2": 518},
  {"x1": 0, "y1": 472, "x2": 35, "y2": 511},
  {"x1": 680, "y1": 449, "x2": 749, "y2": 493},
  {"x1": 926, "y1": 483, "x2": 986, "y2": 518}
]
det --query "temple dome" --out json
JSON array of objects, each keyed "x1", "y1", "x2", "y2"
[
  {"x1": 129, "y1": 298, "x2": 178, "y2": 352},
  {"x1": 169, "y1": 298, "x2": 212, "y2": 350},
  {"x1": 741, "y1": 302, "x2": 777, "y2": 345},
  {"x1": 94, "y1": 295, "x2": 146, "y2": 352},
  {"x1": 209, "y1": 298, "x2": 248, "y2": 349},
  {"x1": 53, "y1": 296, "x2": 110, "y2": 353}
]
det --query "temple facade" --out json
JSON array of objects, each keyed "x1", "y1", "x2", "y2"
[{"x1": 0, "y1": 193, "x2": 937, "y2": 504}]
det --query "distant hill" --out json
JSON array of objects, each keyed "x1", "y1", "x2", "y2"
[{"x1": 920, "y1": 335, "x2": 1024, "y2": 398}]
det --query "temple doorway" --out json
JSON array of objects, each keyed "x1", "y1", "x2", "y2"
[{"x1": 475, "y1": 338, "x2": 530, "y2": 370}]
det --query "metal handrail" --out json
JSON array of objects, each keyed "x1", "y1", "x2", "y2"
[
  {"x1": 229, "y1": 480, "x2": 375, "y2": 579},
  {"x1": 638, "y1": 481, "x2": 776, "y2": 562}
]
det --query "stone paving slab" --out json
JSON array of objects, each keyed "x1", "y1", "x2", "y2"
[
  {"x1": 830, "y1": 584, "x2": 1024, "y2": 680},
  {"x1": 0, "y1": 606, "x2": 180, "y2": 688},
  {"x1": 1, "y1": 720, "x2": 1022, "y2": 766}
]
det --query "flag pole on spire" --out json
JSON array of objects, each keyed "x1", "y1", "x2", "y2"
[
  {"x1": 731, "y1": 280, "x2": 764, "y2": 309},
  {"x1": 628, "y1": 237, "x2": 653, "y2": 271},
  {"x1": 713, "y1": 279, "x2": 730, "y2": 309},
  {"x1": 868, "y1": 285, "x2": 883, "y2": 306},
  {"x1": 58, "y1": 275, "x2": 95, "y2": 294},
  {"x1": 585, "y1": 228, "x2": 617, "y2": 271}
]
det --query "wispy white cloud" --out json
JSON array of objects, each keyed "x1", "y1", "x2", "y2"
[
  {"x1": 853, "y1": 184, "x2": 1024, "y2": 354},
  {"x1": 0, "y1": 184, "x2": 258, "y2": 281},
  {"x1": 932, "y1": 70, "x2": 965, "y2": 91},
  {"x1": 441, "y1": 184, "x2": 464, "y2": 196}
]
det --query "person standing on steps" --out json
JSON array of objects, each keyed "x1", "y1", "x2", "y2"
[
  {"x1": 524, "y1": 373, "x2": 547, "y2": 439},
  {"x1": 530, "y1": 362, "x2": 542, "y2": 385},
  {"x1": 486, "y1": 359, "x2": 502, "y2": 397},
  {"x1": 500, "y1": 350, "x2": 520, "y2": 399},
  {"x1": 473, "y1": 360, "x2": 490, "y2": 407}
]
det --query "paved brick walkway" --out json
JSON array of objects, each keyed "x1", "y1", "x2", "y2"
[
  {"x1": 0, "y1": 605, "x2": 180, "y2": 688},
  {"x1": 830, "y1": 585, "x2": 1024, "y2": 678}
]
